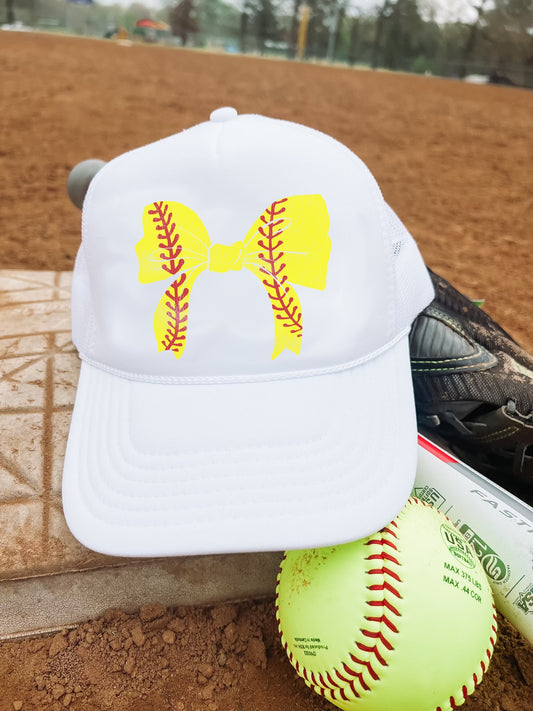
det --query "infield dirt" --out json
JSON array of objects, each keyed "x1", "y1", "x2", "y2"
[{"x1": 0, "y1": 31, "x2": 532, "y2": 711}]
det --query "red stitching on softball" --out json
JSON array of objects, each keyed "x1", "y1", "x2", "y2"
[
  {"x1": 367, "y1": 565, "x2": 402, "y2": 582},
  {"x1": 442, "y1": 605, "x2": 497, "y2": 710},
  {"x1": 366, "y1": 598, "x2": 401, "y2": 617},
  {"x1": 338, "y1": 663, "x2": 370, "y2": 691},
  {"x1": 380, "y1": 525, "x2": 399, "y2": 538},
  {"x1": 364, "y1": 614, "x2": 399, "y2": 634},
  {"x1": 310, "y1": 671, "x2": 321, "y2": 687},
  {"x1": 333, "y1": 526, "x2": 402, "y2": 690},
  {"x1": 360, "y1": 629, "x2": 394, "y2": 651},
  {"x1": 410, "y1": 497, "x2": 431, "y2": 509},
  {"x1": 352, "y1": 646, "x2": 387, "y2": 669},
  {"x1": 326, "y1": 671, "x2": 341, "y2": 688},
  {"x1": 367, "y1": 580, "x2": 403, "y2": 598},
  {"x1": 333, "y1": 667, "x2": 349, "y2": 684},
  {"x1": 366, "y1": 551, "x2": 400, "y2": 565},
  {"x1": 366, "y1": 537, "x2": 399, "y2": 551},
  {"x1": 350, "y1": 653, "x2": 381, "y2": 681},
  {"x1": 334, "y1": 670, "x2": 361, "y2": 698},
  {"x1": 337, "y1": 663, "x2": 357, "y2": 679},
  {"x1": 257, "y1": 198, "x2": 303, "y2": 338},
  {"x1": 306, "y1": 524, "x2": 404, "y2": 696},
  {"x1": 274, "y1": 502, "x2": 506, "y2": 703},
  {"x1": 346, "y1": 678, "x2": 361, "y2": 698},
  {"x1": 318, "y1": 672, "x2": 332, "y2": 689}
]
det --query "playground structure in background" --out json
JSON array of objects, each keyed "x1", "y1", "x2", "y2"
[{"x1": 104, "y1": 18, "x2": 170, "y2": 43}]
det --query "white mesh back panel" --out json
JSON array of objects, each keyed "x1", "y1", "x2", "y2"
[{"x1": 383, "y1": 202, "x2": 433, "y2": 333}]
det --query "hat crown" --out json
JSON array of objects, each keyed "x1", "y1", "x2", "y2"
[{"x1": 72, "y1": 111, "x2": 431, "y2": 382}]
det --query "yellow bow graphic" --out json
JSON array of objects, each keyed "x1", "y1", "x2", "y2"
[{"x1": 135, "y1": 195, "x2": 331, "y2": 360}]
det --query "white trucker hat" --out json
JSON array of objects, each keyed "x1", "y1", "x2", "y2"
[{"x1": 63, "y1": 107, "x2": 434, "y2": 557}]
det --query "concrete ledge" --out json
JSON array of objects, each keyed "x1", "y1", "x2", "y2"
[
  {"x1": 0, "y1": 270, "x2": 283, "y2": 638},
  {"x1": 0, "y1": 551, "x2": 283, "y2": 640}
]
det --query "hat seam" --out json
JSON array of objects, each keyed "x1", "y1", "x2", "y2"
[
  {"x1": 77, "y1": 325, "x2": 411, "y2": 385},
  {"x1": 69, "y1": 342, "x2": 406, "y2": 489}
]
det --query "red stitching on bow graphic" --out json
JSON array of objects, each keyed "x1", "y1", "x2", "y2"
[
  {"x1": 160, "y1": 274, "x2": 189, "y2": 353},
  {"x1": 257, "y1": 198, "x2": 303, "y2": 338},
  {"x1": 149, "y1": 201, "x2": 185, "y2": 275}
]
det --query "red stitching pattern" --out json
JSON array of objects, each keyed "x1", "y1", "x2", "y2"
[
  {"x1": 276, "y1": 498, "x2": 498, "y2": 710},
  {"x1": 333, "y1": 668, "x2": 362, "y2": 697},
  {"x1": 325, "y1": 671, "x2": 341, "y2": 689},
  {"x1": 160, "y1": 274, "x2": 189, "y2": 354},
  {"x1": 359, "y1": 521, "x2": 402, "y2": 693},
  {"x1": 257, "y1": 198, "x2": 303, "y2": 338},
  {"x1": 149, "y1": 201, "x2": 185, "y2": 275},
  {"x1": 366, "y1": 537, "x2": 398, "y2": 550},
  {"x1": 275, "y1": 515, "x2": 403, "y2": 702},
  {"x1": 360, "y1": 628, "x2": 394, "y2": 651},
  {"x1": 363, "y1": 612, "x2": 399, "y2": 634}
]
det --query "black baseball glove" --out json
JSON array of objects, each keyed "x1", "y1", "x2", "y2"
[{"x1": 410, "y1": 269, "x2": 533, "y2": 503}]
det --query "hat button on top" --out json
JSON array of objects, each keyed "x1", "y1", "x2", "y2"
[{"x1": 209, "y1": 107, "x2": 238, "y2": 122}]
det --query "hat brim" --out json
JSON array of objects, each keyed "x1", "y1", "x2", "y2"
[{"x1": 62, "y1": 335, "x2": 417, "y2": 557}]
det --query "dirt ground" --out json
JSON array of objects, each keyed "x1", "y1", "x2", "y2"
[{"x1": 0, "y1": 31, "x2": 532, "y2": 711}]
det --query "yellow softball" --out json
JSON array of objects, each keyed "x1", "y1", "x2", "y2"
[{"x1": 276, "y1": 497, "x2": 497, "y2": 710}]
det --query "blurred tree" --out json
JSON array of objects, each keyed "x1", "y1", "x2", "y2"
[
  {"x1": 483, "y1": 0, "x2": 533, "y2": 64},
  {"x1": 240, "y1": 0, "x2": 280, "y2": 53},
  {"x1": 456, "y1": 0, "x2": 489, "y2": 77},
  {"x1": 383, "y1": 0, "x2": 424, "y2": 69},
  {"x1": 257, "y1": 0, "x2": 277, "y2": 52},
  {"x1": 188, "y1": 0, "x2": 240, "y2": 48},
  {"x1": 169, "y1": 0, "x2": 199, "y2": 45},
  {"x1": 458, "y1": 0, "x2": 533, "y2": 84},
  {"x1": 3, "y1": 0, "x2": 36, "y2": 25},
  {"x1": 341, "y1": 12, "x2": 378, "y2": 65},
  {"x1": 371, "y1": 0, "x2": 425, "y2": 70},
  {"x1": 5, "y1": 0, "x2": 14, "y2": 22},
  {"x1": 2, "y1": 0, "x2": 531, "y2": 86},
  {"x1": 308, "y1": 0, "x2": 335, "y2": 58},
  {"x1": 371, "y1": 0, "x2": 393, "y2": 68},
  {"x1": 327, "y1": 0, "x2": 346, "y2": 61},
  {"x1": 240, "y1": 6, "x2": 249, "y2": 51},
  {"x1": 347, "y1": 13, "x2": 359, "y2": 64}
]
